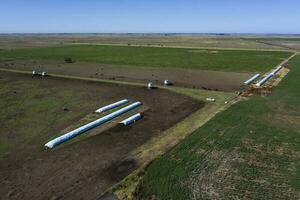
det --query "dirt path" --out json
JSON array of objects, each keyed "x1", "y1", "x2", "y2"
[
  {"x1": 0, "y1": 59, "x2": 250, "y2": 92},
  {"x1": 279, "y1": 52, "x2": 298, "y2": 66}
]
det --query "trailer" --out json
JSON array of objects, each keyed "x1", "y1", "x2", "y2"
[
  {"x1": 45, "y1": 101, "x2": 142, "y2": 148},
  {"x1": 95, "y1": 99, "x2": 129, "y2": 113}
]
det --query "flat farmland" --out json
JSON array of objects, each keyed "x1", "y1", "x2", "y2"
[
  {"x1": 0, "y1": 36, "x2": 297, "y2": 200},
  {"x1": 0, "y1": 35, "x2": 288, "y2": 50},
  {"x1": 138, "y1": 55, "x2": 300, "y2": 199},
  {"x1": 1, "y1": 59, "x2": 251, "y2": 91},
  {"x1": 0, "y1": 71, "x2": 202, "y2": 200},
  {"x1": 0, "y1": 45, "x2": 292, "y2": 73}
]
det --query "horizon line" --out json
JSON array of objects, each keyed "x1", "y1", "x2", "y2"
[{"x1": 0, "y1": 32, "x2": 300, "y2": 36}]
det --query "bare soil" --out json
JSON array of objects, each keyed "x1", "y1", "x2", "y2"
[
  {"x1": 0, "y1": 72, "x2": 203, "y2": 200},
  {"x1": 0, "y1": 59, "x2": 250, "y2": 92}
]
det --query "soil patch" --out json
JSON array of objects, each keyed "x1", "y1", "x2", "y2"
[
  {"x1": 0, "y1": 71, "x2": 203, "y2": 200},
  {"x1": 1, "y1": 59, "x2": 250, "y2": 92}
]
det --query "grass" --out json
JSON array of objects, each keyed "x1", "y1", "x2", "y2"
[
  {"x1": 132, "y1": 87, "x2": 237, "y2": 162},
  {"x1": 0, "y1": 72, "x2": 111, "y2": 156},
  {"x1": 139, "y1": 55, "x2": 300, "y2": 199},
  {"x1": 112, "y1": 87, "x2": 237, "y2": 199},
  {"x1": 0, "y1": 35, "x2": 290, "y2": 50},
  {"x1": 0, "y1": 45, "x2": 293, "y2": 73}
]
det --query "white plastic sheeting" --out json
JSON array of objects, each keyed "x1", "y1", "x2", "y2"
[
  {"x1": 256, "y1": 66, "x2": 282, "y2": 87},
  {"x1": 120, "y1": 113, "x2": 142, "y2": 126},
  {"x1": 270, "y1": 66, "x2": 282, "y2": 75},
  {"x1": 244, "y1": 73, "x2": 260, "y2": 85},
  {"x1": 256, "y1": 74, "x2": 273, "y2": 87},
  {"x1": 45, "y1": 101, "x2": 142, "y2": 148},
  {"x1": 95, "y1": 99, "x2": 129, "y2": 113}
]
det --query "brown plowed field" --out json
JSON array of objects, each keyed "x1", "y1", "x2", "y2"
[
  {"x1": 0, "y1": 71, "x2": 203, "y2": 200},
  {"x1": 1, "y1": 59, "x2": 250, "y2": 91}
]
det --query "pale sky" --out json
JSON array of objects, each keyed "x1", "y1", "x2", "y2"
[{"x1": 0, "y1": 0, "x2": 299, "y2": 34}]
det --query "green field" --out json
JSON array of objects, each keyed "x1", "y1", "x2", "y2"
[
  {"x1": 0, "y1": 45, "x2": 292, "y2": 73},
  {"x1": 139, "y1": 55, "x2": 300, "y2": 199}
]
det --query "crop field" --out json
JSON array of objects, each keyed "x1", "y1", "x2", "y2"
[
  {"x1": 246, "y1": 37, "x2": 300, "y2": 50},
  {"x1": 64, "y1": 36, "x2": 289, "y2": 50},
  {"x1": 138, "y1": 55, "x2": 300, "y2": 199},
  {"x1": 0, "y1": 45, "x2": 292, "y2": 73},
  {"x1": 0, "y1": 71, "x2": 202, "y2": 200},
  {"x1": 0, "y1": 35, "x2": 298, "y2": 200},
  {"x1": 0, "y1": 45, "x2": 293, "y2": 92},
  {"x1": 0, "y1": 34, "x2": 290, "y2": 50}
]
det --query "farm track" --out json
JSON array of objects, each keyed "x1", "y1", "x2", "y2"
[
  {"x1": 278, "y1": 51, "x2": 298, "y2": 66},
  {"x1": 0, "y1": 66, "x2": 247, "y2": 92}
]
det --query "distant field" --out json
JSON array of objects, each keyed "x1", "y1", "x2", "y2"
[
  {"x1": 139, "y1": 55, "x2": 300, "y2": 199},
  {"x1": 0, "y1": 35, "x2": 288, "y2": 50},
  {"x1": 0, "y1": 45, "x2": 292, "y2": 73},
  {"x1": 245, "y1": 37, "x2": 300, "y2": 50},
  {"x1": 68, "y1": 36, "x2": 287, "y2": 50}
]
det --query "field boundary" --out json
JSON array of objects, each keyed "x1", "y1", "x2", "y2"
[
  {"x1": 278, "y1": 51, "x2": 298, "y2": 66},
  {"x1": 67, "y1": 42, "x2": 294, "y2": 52},
  {"x1": 270, "y1": 52, "x2": 298, "y2": 87},
  {"x1": 0, "y1": 67, "x2": 146, "y2": 88}
]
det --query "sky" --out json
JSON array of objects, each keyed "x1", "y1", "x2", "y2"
[{"x1": 0, "y1": 0, "x2": 299, "y2": 34}]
